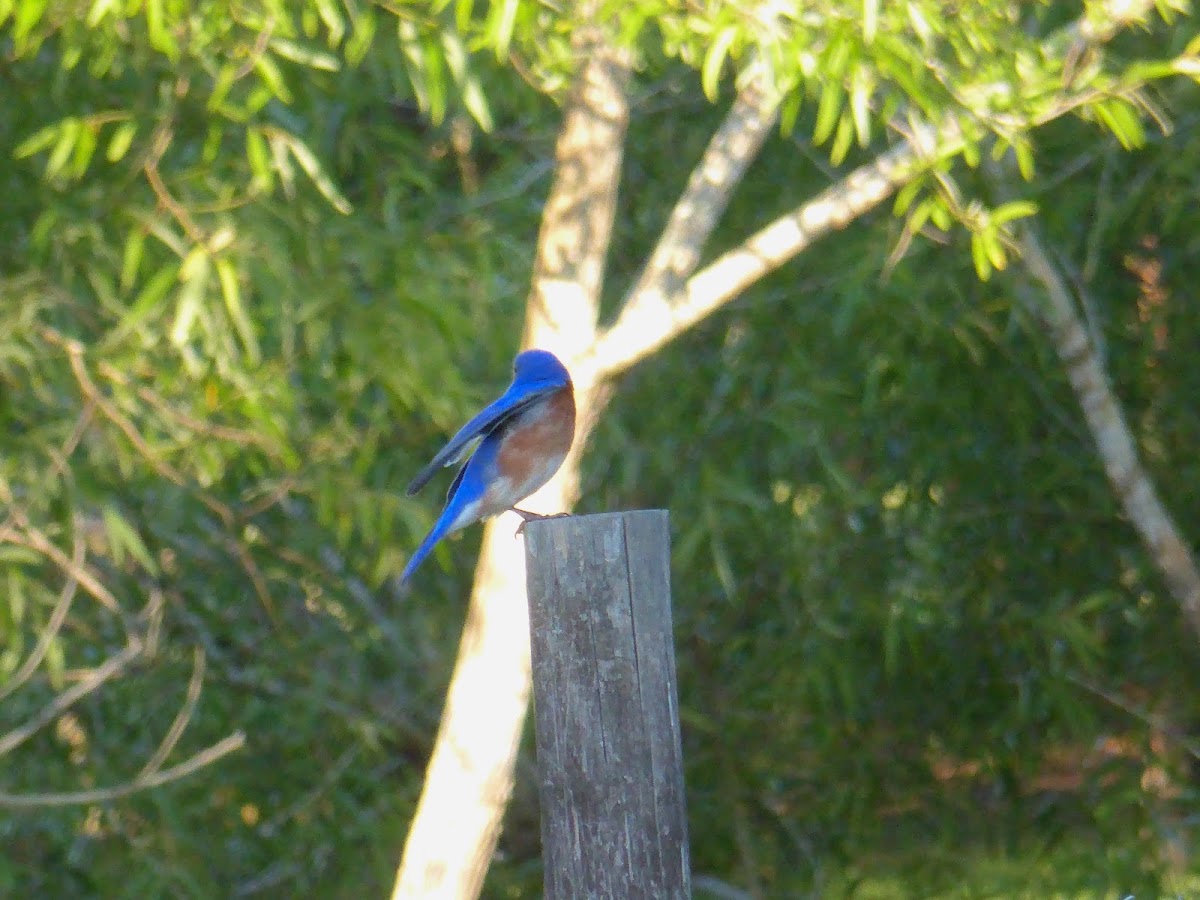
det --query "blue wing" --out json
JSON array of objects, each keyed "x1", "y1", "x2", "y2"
[
  {"x1": 406, "y1": 382, "x2": 560, "y2": 496},
  {"x1": 399, "y1": 437, "x2": 501, "y2": 586}
]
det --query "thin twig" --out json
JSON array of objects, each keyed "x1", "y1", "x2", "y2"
[
  {"x1": 228, "y1": 536, "x2": 277, "y2": 623},
  {"x1": 48, "y1": 400, "x2": 97, "y2": 482},
  {"x1": 0, "y1": 641, "x2": 143, "y2": 758},
  {"x1": 0, "y1": 523, "x2": 85, "y2": 703},
  {"x1": 234, "y1": 20, "x2": 275, "y2": 80},
  {"x1": 59, "y1": 333, "x2": 195, "y2": 493},
  {"x1": 3, "y1": 516, "x2": 123, "y2": 615},
  {"x1": 143, "y1": 121, "x2": 205, "y2": 244},
  {"x1": 239, "y1": 476, "x2": 297, "y2": 518},
  {"x1": 0, "y1": 732, "x2": 246, "y2": 807},
  {"x1": 137, "y1": 647, "x2": 206, "y2": 779},
  {"x1": 1067, "y1": 671, "x2": 1200, "y2": 763}
]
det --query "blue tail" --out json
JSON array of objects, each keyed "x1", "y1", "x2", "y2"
[
  {"x1": 400, "y1": 515, "x2": 455, "y2": 586},
  {"x1": 401, "y1": 438, "x2": 493, "y2": 588}
]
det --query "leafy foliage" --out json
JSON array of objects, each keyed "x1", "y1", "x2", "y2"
[{"x1": 583, "y1": 92, "x2": 1200, "y2": 896}]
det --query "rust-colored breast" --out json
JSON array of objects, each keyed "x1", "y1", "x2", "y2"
[{"x1": 492, "y1": 386, "x2": 576, "y2": 507}]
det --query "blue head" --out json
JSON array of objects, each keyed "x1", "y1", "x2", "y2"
[{"x1": 512, "y1": 349, "x2": 571, "y2": 388}]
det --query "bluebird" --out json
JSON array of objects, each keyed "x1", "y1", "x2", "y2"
[{"x1": 400, "y1": 349, "x2": 576, "y2": 585}]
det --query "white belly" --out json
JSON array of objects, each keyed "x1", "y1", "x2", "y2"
[{"x1": 481, "y1": 449, "x2": 567, "y2": 517}]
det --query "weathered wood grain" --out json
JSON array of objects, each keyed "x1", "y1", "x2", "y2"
[{"x1": 525, "y1": 510, "x2": 690, "y2": 899}]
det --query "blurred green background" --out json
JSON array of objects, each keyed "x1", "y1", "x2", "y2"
[{"x1": 2, "y1": 1, "x2": 1199, "y2": 897}]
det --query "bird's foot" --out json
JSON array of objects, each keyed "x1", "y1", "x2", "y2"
[{"x1": 512, "y1": 508, "x2": 571, "y2": 537}]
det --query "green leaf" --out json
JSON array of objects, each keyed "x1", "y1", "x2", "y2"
[
  {"x1": 893, "y1": 178, "x2": 923, "y2": 216},
  {"x1": 906, "y1": 197, "x2": 935, "y2": 235},
  {"x1": 902, "y1": 2, "x2": 931, "y2": 46},
  {"x1": 135, "y1": 210, "x2": 187, "y2": 258},
  {"x1": 702, "y1": 26, "x2": 738, "y2": 101},
  {"x1": 962, "y1": 134, "x2": 980, "y2": 168},
  {"x1": 254, "y1": 56, "x2": 294, "y2": 103},
  {"x1": 830, "y1": 114, "x2": 854, "y2": 165},
  {"x1": 1123, "y1": 58, "x2": 1183, "y2": 82},
  {"x1": 45, "y1": 629, "x2": 65, "y2": 691},
  {"x1": 422, "y1": 35, "x2": 447, "y2": 124},
  {"x1": 120, "y1": 228, "x2": 146, "y2": 291},
  {"x1": 1014, "y1": 137, "x2": 1035, "y2": 180},
  {"x1": 216, "y1": 258, "x2": 261, "y2": 364},
  {"x1": 399, "y1": 20, "x2": 433, "y2": 117},
  {"x1": 813, "y1": 79, "x2": 842, "y2": 146},
  {"x1": 1092, "y1": 98, "x2": 1145, "y2": 149},
  {"x1": 455, "y1": 0, "x2": 474, "y2": 31},
  {"x1": 344, "y1": 8, "x2": 376, "y2": 65},
  {"x1": 442, "y1": 31, "x2": 493, "y2": 132},
  {"x1": 13, "y1": 123, "x2": 61, "y2": 158},
  {"x1": 172, "y1": 263, "x2": 207, "y2": 348},
  {"x1": 825, "y1": 32, "x2": 852, "y2": 77},
  {"x1": 314, "y1": 0, "x2": 345, "y2": 44},
  {"x1": 982, "y1": 228, "x2": 1007, "y2": 270},
  {"x1": 488, "y1": 0, "x2": 519, "y2": 61},
  {"x1": 929, "y1": 201, "x2": 952, "y2": 231},
  {"x1": 71, "y1": 123, "x2": 98, "y2": 177},
  {"x1": 45, "y1": 118, "x2": 81, "y2": 180},
  {"x1": 267, "y1": 130, "x2": 296, "y2": 196},
  {"x1": 281, "y1": 133, "x2": 352, "y2": 214},
  {"x1": 778, "y1": 90, "x2": 802, "y2": 136},
  {"x1": 269, "y1": 37, "x2": 340, "y2": 72},
  {"x1": 863, "y1": 0, "x2": 879, "y2": 44},
  {"x1": 246, "y1": 127, "x2": 274, "y2": 192},
  {"x1": 179, "y1": 245, "x2": 209, "y2": 282},
  {"x1": 461, "y1": 77, "x2": 493, "y2": 133},
  {"x1": 849, "y1": 66, "x2": 872, "y2": 147},
  {"x1": 87, "y1": 0, "x2": 117, "y2": 26},
  {"x1": 0, "y1": 546, "x2": 41, "y2": 567},
  {"x1": 207, "y1": 64, "x2": 238, "y2": 114},
  {"x1": 6, "y1": 571, "x2": 27, "y2": 639},
  {"x1": 991, "y1": 200, "x2": 1038, "y2": 225},
  {"x1": 61, "y1": 43, "x2": 82, "y2": 71},
  {"x1": 202, "y1": 121, "x2": 223, "y2": 165},
  {"x1": 145, "y1": 0, "x2": 179, "y2": 60},
  {"x1": 106, "y1": 120, "x2": 137, "y2": 162},
  {"x1": 971, "y1": 232, "x2": 993, "y2": 281},
  {"x1": 112, "y1": 261, "x2": 179, "y2": 339},
  {"x1": 1169, "y1": 54, "x2": 1200, "y2": 77},
  {"x1": 13, "y1": 0, "x2": 48, "y2": 44},
  {"x1": 102, "y1": 505, "x2": 159, "y2": 574}
]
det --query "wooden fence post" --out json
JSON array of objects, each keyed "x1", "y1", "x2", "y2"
[{"x1": 524, "y1": 510, "x2": 691, "y2": 898}]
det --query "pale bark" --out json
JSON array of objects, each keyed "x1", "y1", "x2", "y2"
[
  {"x1": 619, "y1": 78, "x2": 781, "y2": 318},
  {"x1": 391, "y1": 25, "x2": 631, "y2": 900},
  {"x1": 1019, "y1": 231, "x2": 1200, "y2": 637},
  {"x1": 579, "y1": 129, "x2": 936, "y2": 383}
]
